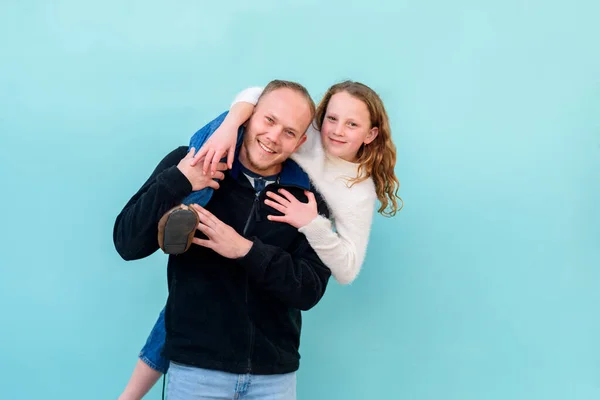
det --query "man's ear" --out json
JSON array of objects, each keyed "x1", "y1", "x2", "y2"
[
  {"x1": 364, "y1": 127, "x2": 379, "y2": 145},
  {"x1": 294, "y1": 134, "x2": 308, "y2": 150}
]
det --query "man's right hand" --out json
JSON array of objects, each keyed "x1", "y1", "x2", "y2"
[{"x1": 177, "y1": 148, "x2": 227, "y2": 191}]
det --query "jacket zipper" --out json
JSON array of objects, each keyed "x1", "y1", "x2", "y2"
[
  {"x1": 242, "y1": 194, "x2": 260, "y2": 236},
  {"x1": 241, "y1": 182, "x2": 308, "y2": 373},
  {"x1": 242, "y1": 190, "x2": 260, "y2": 373}
]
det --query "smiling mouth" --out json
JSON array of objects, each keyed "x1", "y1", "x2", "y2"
[
  {"x1": 258, "y1": 140, "x2": 276, "y2": 154},
  {"x1": 329, "y1": 137, "x2": 346, "y2": 144}
]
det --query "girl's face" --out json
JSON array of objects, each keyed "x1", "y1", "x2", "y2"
[{"x1": 320, "y1": 91, "x2": 379, "y2": 162}]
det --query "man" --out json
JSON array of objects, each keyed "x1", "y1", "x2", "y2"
[{"x1": 113, "y1": 80, "x2": 331, "y2": 399}]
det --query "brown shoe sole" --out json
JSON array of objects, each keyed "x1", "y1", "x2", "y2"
[{"x1": 157, "y1": 205, "x2": 199, "y2": 255}]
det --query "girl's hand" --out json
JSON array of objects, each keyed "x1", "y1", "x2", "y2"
[
  {"x1": 190, "y1": 100, "x2": 255, "y2": 175},
  {"x1": 191, "y1": 123, "x2": 238, "y2": 175},
  {"x1": 265, "y1": 189, "x2": 318, "y2": 229}
]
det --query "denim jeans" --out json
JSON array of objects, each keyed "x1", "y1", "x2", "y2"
[
  {"x1": 139, "y1": 307, "x2": 169, "y2": 374},
  {"x1": 167, "y1": 362, "x2": 296, "y2": 400}
]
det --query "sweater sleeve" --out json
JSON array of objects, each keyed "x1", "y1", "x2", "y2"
[
  {"x1": 231, "y1": 86, "x2": 264, "y2": 106},
  {"x1": 298, "y1": 184, "x2": 376, "y2": 285}
]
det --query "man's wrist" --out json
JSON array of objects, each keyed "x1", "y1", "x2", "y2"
[
  {"x1": 162, "y1": 165, "x2": 193, "y2": 198},
  {"x1": 236, "y1": 238, "x2": 253, "y2": 258},
  {"x1": 176, "y1": 164, "x2": 192, "y2": 183}
]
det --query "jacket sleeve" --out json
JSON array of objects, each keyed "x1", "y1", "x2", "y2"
[
  {"x1": 114, "y1": 110, "x2": 240, "y2": 261},
  {"x1": 235, "y1": 192, "x2": 332, "y2": 311},
  {"x1": 113, "y1": 147, "x2": 192, "y2": 261}
]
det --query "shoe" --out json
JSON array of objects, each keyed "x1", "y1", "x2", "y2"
[{"x1": 157, "y1": 204, "x2": 199, "y2": 255}]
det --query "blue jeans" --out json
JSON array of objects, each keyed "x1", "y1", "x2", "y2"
[
  {"x1": 139, "y1": 307, "x2": 169, "y2": 374},
  {"x1": 167, "y1": 362, "x2": 296, "y2": 400}
]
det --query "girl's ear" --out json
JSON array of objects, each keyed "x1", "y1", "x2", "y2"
[{"x1": 364, "y1": 127, "x2": 379, "y2": 145}]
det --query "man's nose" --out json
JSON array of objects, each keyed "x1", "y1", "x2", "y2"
[{"x1": 264, "y1": 126, "x2": 283, "y2": 144}]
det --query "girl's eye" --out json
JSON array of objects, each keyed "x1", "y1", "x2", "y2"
[{"x1": 327, "y1": 116, "x2": 336, "y2": 121}]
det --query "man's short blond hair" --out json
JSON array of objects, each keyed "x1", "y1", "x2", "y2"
[{"x1": 257, "y1": 80, "x2": 316, "y2": 120}]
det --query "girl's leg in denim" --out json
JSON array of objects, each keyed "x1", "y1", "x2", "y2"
[{"x1": 118, "y1": 307, "x2": 168, "y2": 400}]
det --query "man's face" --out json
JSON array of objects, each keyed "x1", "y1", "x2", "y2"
[{"x1": 239, "y1": 88, "x2": 312, "y2": 176}]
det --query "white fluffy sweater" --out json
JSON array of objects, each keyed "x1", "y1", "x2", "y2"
[{"x1": 232, "y1": 87, "x2": 377, "y2": 285}]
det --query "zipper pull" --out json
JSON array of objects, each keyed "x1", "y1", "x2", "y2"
[{"x1": 255, "y1": 194, "x2": 262, "y2": 222}]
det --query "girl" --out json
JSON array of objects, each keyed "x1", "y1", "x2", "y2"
[{"x1": 118, "y1": 81, "x2": 401, "y2": 400}]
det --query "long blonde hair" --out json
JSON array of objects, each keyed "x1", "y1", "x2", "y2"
[{"x1": 314, "y1": 81, "x2": 403, "y2": 217}]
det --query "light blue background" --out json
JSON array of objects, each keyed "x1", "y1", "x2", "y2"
[{"x1": 1, "y1": 1, "x2": 599, "y2": 399}]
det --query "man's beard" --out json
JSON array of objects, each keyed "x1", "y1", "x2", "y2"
[
  {"x1": 240, "y1": 136, "x2": 273, "y2": 174},
  {"x1": 246, "y1": 151, "x2": 270, "y2": 172}
]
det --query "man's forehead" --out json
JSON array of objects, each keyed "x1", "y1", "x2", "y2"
[
  {"x1": 258, "y1": 88, "x2": 292, "y2": 105},
  {"x1": 258, "y1": 90, "x2": 310, "y2": 128}
]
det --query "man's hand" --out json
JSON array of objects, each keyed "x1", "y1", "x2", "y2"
[
  {"x1": 190, "y1": 204, "x2": 253, "y2": 259},
  {"x1": 177, "y1": 148, "x2": 228, "y2": 191}
]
